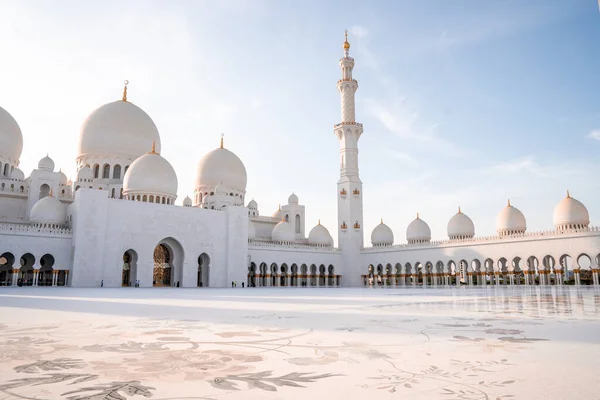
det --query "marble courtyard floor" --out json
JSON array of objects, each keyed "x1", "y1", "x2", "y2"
[{"x1": 0, "y1": 287, "x2": 599, "y2": 400}]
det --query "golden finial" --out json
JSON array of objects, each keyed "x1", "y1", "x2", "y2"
[
  {"x1": 416, "y1": 212, "x2": 420, "y2": 219},
  {"x1": 566, "y1": 190, "x2": 571, "y2": 198},
  {"x1": 220, "y1": 133, "x2": 224, "y2": 149},
  {"x1": 458, "y1": 206, "x2": 462, "y2": 214},
  {"x1": 318, "y1": 219, "x2": 321, "y2": 225},
  {"x1": 508, "y1": 199, "x2": 511, "y2": 207},
  {"x1": 343, "y1": 29, "x2": 350, "y2": 51},
  {"x1": 278, "y1": 204, "x2": 281, "y2": 210},
  {"x1": 122, "y1": 80, "x2": 129, "y2": 102},
  {"x1": 380, "y1": 218, "x2": 383, "y2": 224},
  {"x1": 148, "y1": 140, "x2": 158, "y2": 154}
]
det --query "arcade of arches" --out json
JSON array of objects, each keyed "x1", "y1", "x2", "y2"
[
  {"x1": 363, "y1": 253, "x2": 600, "y2": 287},
  {"x1": 247, "y1": 262, "x2": 341, "y2": 287},
  {"x1": 0, "y1": 252, "x2": 68, "y2": 286}
]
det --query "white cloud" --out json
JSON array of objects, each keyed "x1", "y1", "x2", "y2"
[
  {"x1": 587, "y1": 130, "x2": 600, "y2": 140},
  {"x1": 351, "y1": 25, "x2": 369, "y2": 38}
]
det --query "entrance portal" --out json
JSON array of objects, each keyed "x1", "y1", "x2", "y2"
[{"x1": 153, "y1": 244, "x2": 172, "y2": 287}]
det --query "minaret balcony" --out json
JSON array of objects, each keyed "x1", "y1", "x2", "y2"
[
  {"x1": 333, "y1": 122, "x2": 363, "y2": 129},
  {"x1": 337, "y1": 78, "x2": 358, "y2": 85}
]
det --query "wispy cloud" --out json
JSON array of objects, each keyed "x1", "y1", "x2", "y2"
[
  {"x1": 386, "y1": 150, "x2": 418, "y2": 166},
  {"x1": 351, "y1": 25, "x2": 369, "y2": 38},
  {"x1": 587, "y1": 130, "x2": 600, "y2": 141}
]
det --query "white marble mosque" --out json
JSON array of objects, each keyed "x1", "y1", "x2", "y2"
[{"x1": 1, "y1": 32, "x2": 599, "y2": 289}]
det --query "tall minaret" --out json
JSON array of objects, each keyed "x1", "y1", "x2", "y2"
[{"x1": 335, "y1": 30, "x2": 364, "y2": 286}]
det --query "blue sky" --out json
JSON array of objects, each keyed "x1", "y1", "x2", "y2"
[{"x1": 1, "y1": 0, "x2": 599, "y2": 244}]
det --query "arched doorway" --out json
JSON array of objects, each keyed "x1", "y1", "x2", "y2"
[
  {"x1": 39, "y1": 254, "x2": 55, "y2": 286},
  {"x1": 318, "y1": 265, "x2": 326, "y2": 286},
  {"x1": 300, "y1": 264, "x2": 308, "y2": 287},
  {"x1": 153, "y1": 245, "x2": 172, "y2": 287},
  {"x1": 248, "y1": 262, "x2": 257, "y2": 287},
  {"x1": 280, "y1": 264, "x2": 288, "y2": 286},
  {"x1": 122, "y1": 250, "x2": 137, "y2": 287},
  {"x1": 328, "y1": 265, "x2": 335, "y2": 286},
  {"x1": 198, "y1": 253, "x2": 210, "y2": 287},
  {"x1": 291, "y1": 264, "x2": 298, "y2": 287},
  {"x1": 260, "y1": 263, "x2": 268, "y2": 287},
  {"x1": 309, "y1": 264, "x2": 317, "y2": 287},
  {"x1": 19, "y1": 253, "x2": 35, "y2": 286},
  {"x1": 0, "y1": 252, "x2": 15, "y2": 286},
  {"x1": 153, "y1": 239, "x2": 184, "y2": 287},
  {"x1": 270, "y1": 264, "x2": 278, "y2": 287},
  {"x1": 39, "y1": 184, "x2": 50, "y2": 200}
]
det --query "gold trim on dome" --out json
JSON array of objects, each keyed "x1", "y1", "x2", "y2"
[
  {"x1": 148, "y1": 141, "x2": 158, "y2": 155},
  {"x1": 122, "y1": 80, "x2": 129, "y2": 102},
  {"x1": 343, "y1": 29, "x2": 350, "y2": 51}
]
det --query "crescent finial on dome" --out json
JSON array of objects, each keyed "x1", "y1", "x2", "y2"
[
  {"x1": 567, "y1": 190, "x2": 571, "y2": 198},
  {"x1": 148, "y1": 140, "x2": 158, "y2": 155},
  {"x1": 220, "y1": 133, "x2": 224, "y2": 149},
  {"x1": 318, "y1": 219, "x2": 321, "y2": 225},
  {"x1": 343, "y1": 29, "x2": 350, "y2": 51},
  {"x1": 122, "y1": 80, "x2": 129, "y2": 102},
  {"x1": 380, "y1": 218, "x2": 383, "y2": 224},
  {"x1": 507, "y1": 199, "x2": 511, "y2": 207},
  {"x1": 458, "y1": 206, "x2": 462, "y2": 214},
  {"x1": 416, "y1": 212, "x2": 420, "y2": 220}
]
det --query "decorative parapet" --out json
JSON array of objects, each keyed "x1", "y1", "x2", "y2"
[
  {"x1": 250, "y1": 216, "x2": 280, "y2": 222},
  {"x1": 0, "y1": 222, "x2": 72, "y2": 237},
  {"x1": 361, "y1": 225, "x2": 600, "y2": 252},
  {"x1": 249, "y1": 241, "x2": 341, "y2": 253}
]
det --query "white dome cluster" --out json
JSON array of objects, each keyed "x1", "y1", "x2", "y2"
[
  {"x1": 407, "y1": 214, "x2": 431, "y2": 244},
  {"x1": 371, "y1": 219, "x2": 394, "y2": 246},
  {"x1": 123, "y1": 143, "x2": 178, "y2": 204},
  {"x1": 0, "y1": 106, "x2": 23, "y2": 174},
  {"x1": 553, "y1": 191, "x2": 589, "y2": 231},
  {"x1": 308, "y1": 220, "x2": 333, "y2": 247},
  {"x1": 496, "y1": 200, "x2": 526, "y2": 236},
  {"x1": 447, "y1": 208, "x2": 475, "y2": 240},
  {"x1": 271, "y1": 219, "x2": 295, "y2": 244},
  {"x1": 30, "y1": 192, "x2": 67, "y2": 228}
]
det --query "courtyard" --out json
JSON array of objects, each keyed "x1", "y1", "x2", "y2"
[{"x1": 0, "y1": 286, "x2": 599, "y2": 399}]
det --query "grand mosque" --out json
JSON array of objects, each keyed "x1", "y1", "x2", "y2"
[{"x1": 1, "y1": 33, "x2": 599, "y2": 288}]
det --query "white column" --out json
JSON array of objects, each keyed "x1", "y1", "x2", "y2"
[
  {"x1": 12, "y1": 269, "x2": 18, "y2": 285},
  {"x1": 33, "y1": 270, "x2": 39, "y2": 286}
]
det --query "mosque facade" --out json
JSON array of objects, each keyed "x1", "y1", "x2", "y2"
[{"x1": 1, "y1": 33, "x2": 599, "y2": 288}]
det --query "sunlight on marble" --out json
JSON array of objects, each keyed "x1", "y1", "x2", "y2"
[{"x1": 0, "y1": 286, "x2": 599, "y2": 399}]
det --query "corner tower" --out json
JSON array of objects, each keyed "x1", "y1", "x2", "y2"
[{"x1": 335, "y1": 30, "x2": 364, "y2": 285}]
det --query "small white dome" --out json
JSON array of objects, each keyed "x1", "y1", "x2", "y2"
[
  {"x1": 288, "y1": 192, "x2": 298, "y2": 204},
  {"x1": 78, "y1": 100, "x2": 161, "y2": 159},
  {"x1": 38, "y1": 155, "x2": 55, "y2": 171},
  {"x1": 57, "y1": 169, "x2": 68, "y2": 185},
  {"x1": 0, "y1": 106, "x2": 23, "y2": 163},
  {"x1": 183, "y1": 195, "x2": 192, "y2": 207},
  {"x1": 308, "y1": 221, "x2": 333, "y2": 247},
  {"x1": 123, "y1": 150, "x2": 178, "y2": 198},
  {"x1": 271, "y1": 220, "x2": 295, "y2": 243},
  {"x1": 496, "y1": 201, "x2": 526, "y2": 235},
  {"x1": 447, "y1": 208, "x2": 475, "y2": 239},
  {"x1": 272, "y1": 205, "x2": 283, "y2": 219},
  {"x1": 195, "y1": 144, "x2": 247, "y2": 193},
  {"x1": 248, "y1": 220, "x2": 256, "y2": 241},
  {"x1": 407, "y1": 214, "x2": 431, "y2": 244},
  {"x1": 553, "y1": 192, "x2": 589, "y2": 230},
  {"x1": 371, "y1": 219, "x2": 394, "y2": 246},
  {"x1": 248, "y1": 199, "x2": 258, "y2": 209},
  {"x1": 10, "y1": 168, "x2": 24, "y2": 181},
  {"x1": 30, "y1": 195, "x2": 66, "y2": 226},
  {"x1": 77, "y1": 165, "x2": 94, "y2": 181}
]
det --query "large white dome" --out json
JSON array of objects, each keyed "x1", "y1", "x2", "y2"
[
  {"x1": 407, "y1": 214, "x2": 431, "y2": 244},
  {"x1": 123, "y1": 149, "x2": 178, "y2": 199},
  {"x1": 195, "y1": 145, "x2": 247, "y2": 193},
  {"x1": 371, "y1": 219, "x2": 394, "y2": 246},
  {"x1": 496, "y1": 201, "x2": 526, "y2": 236},
  {"x1": 308, "y1": 221, "x2": 333, "y2": 247},
  {"x1": 30, "y1": 195, "x2": 66, "y2": 226},
  {"x1": 447, "y1": 208, "x2": 475, "y2": 240},
  {"x1": 78, "y1": 100, "x2": 161, "y2": 159},
  {"x1": 0, "y1": 106, "x2": 23, "y2": 163},
  {"x1": 271, "y1": 220, "x2": 295, "y2": 243},
  {"x1": 553, "y1": 192, "x2": 589, "y2": 230}
]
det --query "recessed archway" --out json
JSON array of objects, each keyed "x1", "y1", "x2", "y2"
[
  {"x1": 153, "y1": 238, "x2": 184, "y2": 287},
  {"x1": 0, "y1": 252, "x2": 15, "y2": 286},
  {"x1": 122, "y1": 250, "x2": 138, "y2": 287},
  {"x1": 248, "y1": 262, "x2": 257, "y2": 287},
  {"x1": 39, "y1": 254, "x2": 55, "y2": 286},
  {"x1": 198, "y1": 253, "x2": 210, "y2": 287},
  {"x1": 19, "y1": 253, "x2": 35, "y2": 286}
]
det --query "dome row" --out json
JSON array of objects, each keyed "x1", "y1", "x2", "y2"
[{"x1": 372, "y1": 194, "x2": 590, "y2": 246}]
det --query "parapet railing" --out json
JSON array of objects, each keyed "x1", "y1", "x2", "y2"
[
  {"x1": 362, "y1": 226, "x2": 600, "y2": 252},
  {"x1": 249, "y1": 240, "x2": 341, "y2": 252},
  {"x1": 0, "y1": 222, "x2": 72, "y2": 236}
]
